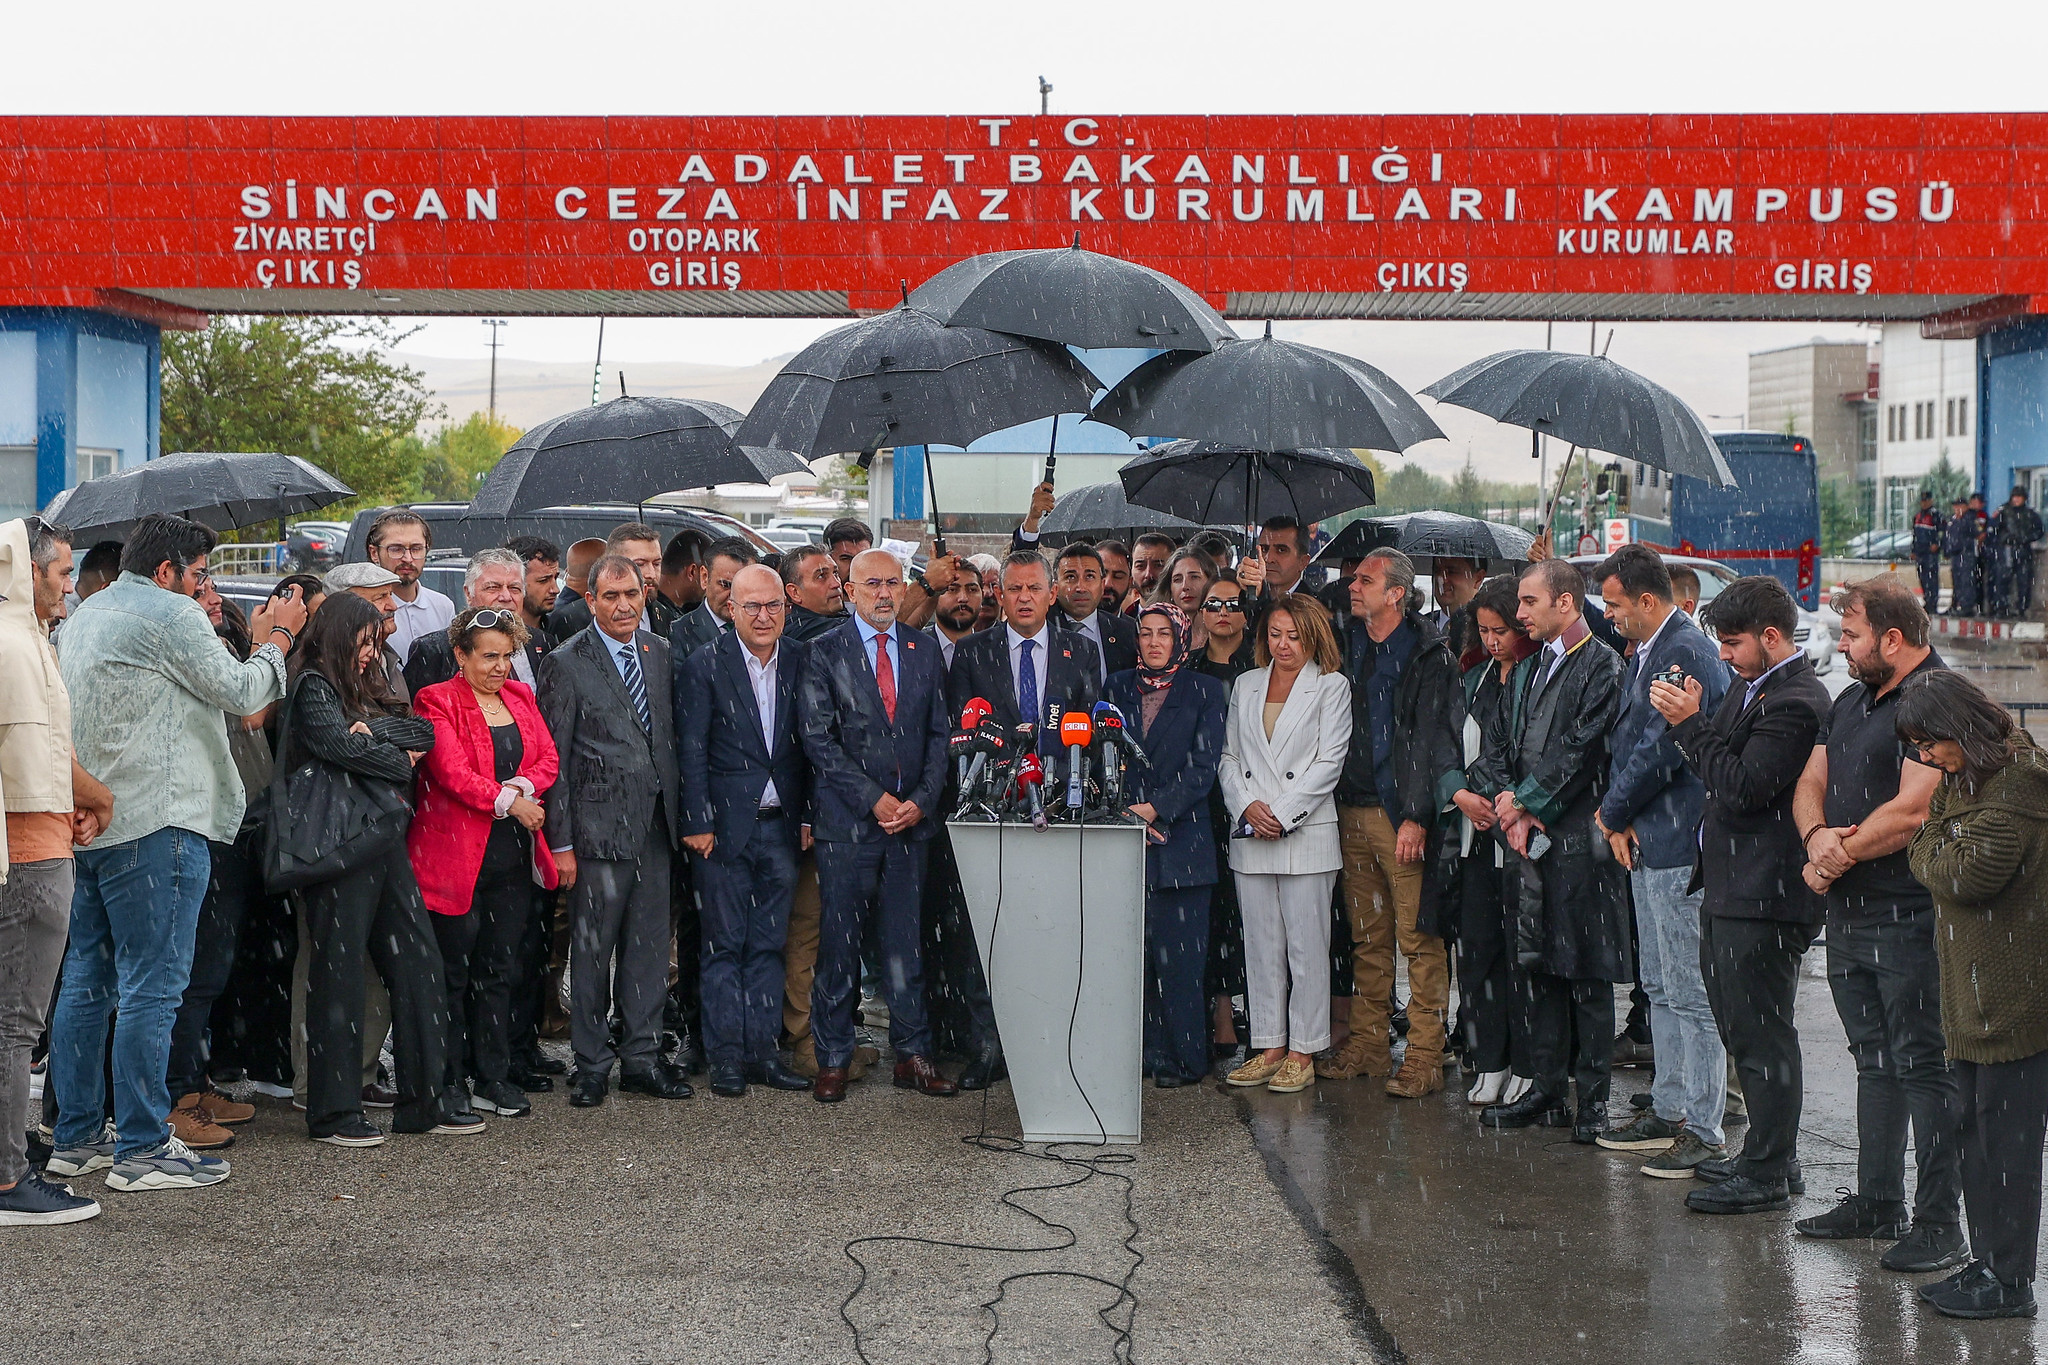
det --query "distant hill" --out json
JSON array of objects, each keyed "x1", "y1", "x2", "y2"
[{"x1": 400, "y1": 351, "x2": 794, "y2": 431}]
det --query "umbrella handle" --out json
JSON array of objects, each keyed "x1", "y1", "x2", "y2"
[
  {"x1": 923, "y1": 445, "x2": 948, "y2": 559},
  {"x1": 1543, "y1": 447, "x2": 1581, "y2": 538},
  {"x1": 1042, "y1": 412, "x2": 1059, "y2": 489}
]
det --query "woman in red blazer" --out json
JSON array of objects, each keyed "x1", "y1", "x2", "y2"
[{"x1": 409, "y1": 607, "x2": 560, "y2": 1120}]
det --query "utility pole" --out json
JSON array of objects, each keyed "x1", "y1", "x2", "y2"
[
  {"x1": 590, "y1": 317, "x2": 606, "y2": 407},
  {"x1": 482, "y1": 318, "x2": 506, "y2": 419},
  {"x1": 1038, "y1": 76, "x2": 1052, "y2": 117}
]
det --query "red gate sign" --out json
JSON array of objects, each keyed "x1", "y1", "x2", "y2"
[{"x1": 4, "y1": 113, "x2": 2044, "y2": 326}]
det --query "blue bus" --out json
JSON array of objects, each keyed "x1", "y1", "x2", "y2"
[{"x1": 1623, "y1": 432, "x2": 1823, "y2": 610}]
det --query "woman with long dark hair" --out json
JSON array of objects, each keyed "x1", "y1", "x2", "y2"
[
  {"x1": 1193, "y1": 566, "x2": 1254, "y2": 1069},
  {"x1": 1901, "y1": 670, "x2": 2048, "y2": 1319},
  {"x1": 280, "y1": 593, "x2": 482, "y2": 1147},
  {"x1": 1447, "y1": 575, "x2": 1539, "y2": 1108},
  {"x1": 409, "y1": 608, "x2": 560, "y2": 1120}
]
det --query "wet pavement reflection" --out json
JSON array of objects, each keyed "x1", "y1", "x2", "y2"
[{"x1": 1237, "y1": 964, "x2": 2047, "y2": 1364}]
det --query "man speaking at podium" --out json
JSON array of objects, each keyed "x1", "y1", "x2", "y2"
[
  {"x1": 947, "y1": 550, "x2": 1102, "y2": 759},
  {"x1": 799, "y1": 549, "x2": 955, "y2": 1103}
]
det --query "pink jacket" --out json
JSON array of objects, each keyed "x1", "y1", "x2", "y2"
[{"x1": 408, "y1": 678, "x2": 560, "y2": 916}]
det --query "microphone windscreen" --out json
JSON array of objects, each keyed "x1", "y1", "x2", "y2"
[{"x1": 1060, "y1": 712, "x2": 1094, "y2": 746}]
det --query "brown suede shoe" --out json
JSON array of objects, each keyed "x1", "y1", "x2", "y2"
[
  {"x1": 788, "y1": 1040, "x2": 820, "y2": 1079},
  {"x1": 169, "y1": 1100, "x2": 235, "y2": 1150},
  {"x1": 1315, "y1": 1035, "x2": 1390, "y2": 1080},
  {"x1": 1385, "y1": 1054, "x2": 1445, "y2": 1098},
  {"x1": 813, "y1": 1067, "x2": 849, "y2": 1103},
  {"x1": 182, "y1": 1089, "x2": 255, "y2": 1126}
]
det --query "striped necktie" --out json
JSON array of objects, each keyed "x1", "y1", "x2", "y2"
[{"x1": 617, "y1": 640, "x2": 651, "y2": 732}]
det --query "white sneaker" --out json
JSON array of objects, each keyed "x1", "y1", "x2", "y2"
[
  {"x1": 1501, "y1": 1074, "x2": 1534, "y2": 1106},
  {"x1": 44, "y1": 1121, "x2": 118, "y2": 1177},
  {"x1": 104, "y1": 1136, "x2": 231, "y2": 1191},
  {"x1": 1467, "y1": 1069, "x2": 1511, "y2": 1105}
]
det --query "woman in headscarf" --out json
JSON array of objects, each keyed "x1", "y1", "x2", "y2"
[{"x1": 1105, "y1": 603, "x2": 1229, "y2": 1087}]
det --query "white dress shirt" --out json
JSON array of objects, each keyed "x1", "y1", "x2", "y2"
[
  {"x1": 744, "y1": 644, "x2": 782, "y2": 809},
  {"x1": 1006, "y1": 621, "x2": 1051, "y2": 718},
  {"x1": 390, "y1": 583, "x2": 456, "y2": 662},
  {"x1": 1064, "y1": 609, "x2": 1108, "y2": 685}
]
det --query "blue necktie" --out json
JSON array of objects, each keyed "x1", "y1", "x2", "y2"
[
  {"x1": 618, "y1": 641, "x2": 650, "y2": 733},
  {"x1": 1018, "y1": 638, "x2": 1039, "y2": 733}
]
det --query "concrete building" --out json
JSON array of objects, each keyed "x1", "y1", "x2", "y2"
[
  {"x1": 0, "y1": 310, "x2": 163, "y2": 522},
  {"x1": 1746, "y1": 339, "x2": 1875, "y2": 492},
  {"x1": 1874, "y1": 321, "x2": 1977, "y2": 526}
]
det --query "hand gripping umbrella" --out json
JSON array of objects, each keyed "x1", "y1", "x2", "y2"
[
  {"x1": 469, "y1": 394, "x2": 806, "y2": 519},
  {"x1": 40, "y1": 451, "x2": 353, "y2": 542},
  {"x1": 732, "y1": 302, "x2": 1098, "y2": 555}
]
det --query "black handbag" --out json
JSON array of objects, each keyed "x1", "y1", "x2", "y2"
[{"x1": 261, "y1": 686, "x2": 412, "y2": 892}]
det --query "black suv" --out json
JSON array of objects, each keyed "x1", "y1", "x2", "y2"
[{"x1": 339, "y1": 503, "x2": 777, "y2": 563}]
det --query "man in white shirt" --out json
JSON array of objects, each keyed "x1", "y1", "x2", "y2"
[{"x1": 366, "y1": 510, "x2": 455, "y2": 662}]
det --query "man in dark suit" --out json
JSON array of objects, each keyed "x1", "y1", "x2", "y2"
[
  {"x1": 403, "y1": 547, "x2": 546, "y2": 693},
  {"x1": 1590, "y1": 546, "x2": 1733, "y2": 1172},
  {"x1": 1051, "y1": 542, "x2": 1137, "y2": 685},
  {"x1": 947, "y1": 550, "x2": 1103, "y2": 763},
  {"x1": 798, "y1": 548, "x2": 956, "y2": 1102},
  {"x1": 678, "y1": 564, "x2": 813, "y2": 1098},
  {"x1": 537, "y1": 554, "x2": 692, "y2": 1106},
  {"x1": 1656, "y1": 574, "x2": 1831, "y2": 1215}
]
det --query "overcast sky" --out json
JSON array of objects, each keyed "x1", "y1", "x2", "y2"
[{"x1": 9, "y1": 0, "x2": 2036, "y2": 474}]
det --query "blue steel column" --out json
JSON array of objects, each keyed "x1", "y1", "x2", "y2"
[
  {"x1": 34, "y1": 314, "x2": 76, "y2": 511},
  {"x1": 893, "y1": 444, "x2": 925, "y2": 520}
]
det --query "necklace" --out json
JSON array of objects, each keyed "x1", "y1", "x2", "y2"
[{"x1": 472, "y1": 688, "x2": 509, "y2": 717}]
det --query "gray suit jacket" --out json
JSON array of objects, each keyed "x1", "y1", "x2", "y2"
[{"x1": 537, "y1": 624, "x2": 682, "y2": 859}]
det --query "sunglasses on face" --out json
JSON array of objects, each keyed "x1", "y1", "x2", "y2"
[{"x1": 1202, "y1": 598, "x2": 1246, "y2": 613}]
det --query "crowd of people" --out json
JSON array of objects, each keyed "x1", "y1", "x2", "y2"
[{"x1": 1, "y1": 493, "x2": 2045, "y2": 1322}]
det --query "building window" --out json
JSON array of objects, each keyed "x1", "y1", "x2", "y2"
[
  {"x1": 76, "y1": 447, "x2": 117, "y2": 483},
  {"x1": 1957, "y1": 396, "x2": 1968, "y2": 436}
]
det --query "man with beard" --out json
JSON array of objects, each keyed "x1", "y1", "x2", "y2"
[
  {"x1": 1129, "y1": 534, "x2": 1174, "y2": 609},
  {"x1": 781, "y1": 544, "x2": 849, "y2": 643},
  {"x1": 1473, "y1": 559, "x2": 1630, "y2": 1144},
  {"x1": 926, "y1": 564, "x2": 983, "y2": 670},
  {"x1": 365, "y1": 510, "x2": 454, "y2": 663},
  {"x1": 506, "y1": 536, "x2": 561, "y2": 634},
  {"x1": 1095, "y1": 540, "x2": 1133, "y2": 615},
  {"x1": 655, "y1": 528, "x2": 712, "y2": 649},
  {"x1": 1791, "y1": 576, "x2": 1963, "y2": 1272}
]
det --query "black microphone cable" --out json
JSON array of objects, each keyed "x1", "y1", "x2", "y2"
[{"x1": 838, "y1": 767, "x2": 1147, "y2": 1364}]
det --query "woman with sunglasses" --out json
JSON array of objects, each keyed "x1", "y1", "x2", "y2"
[
  {"x1": 1105, "y1": 603, "x2": 1228, "y2": 1087},
  {"x1": 282, "y1": 593, "x2": 481, "y2": 1146},
  {"x1": 1194, "y1": 568, "x2": 1255, "y2": 1067},
  {"x1": 1448, "y1": 575, "x2": 1540, "y2": 1108},
  {"x1": 1900, "y1": 670, "x2": 2048, "y2": 1320},
  {"x1": 408, "y1": 607, "x2": 561, "y2": 1120}
]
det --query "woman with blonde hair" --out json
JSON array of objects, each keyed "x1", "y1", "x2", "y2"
[{"x1": 1219, "y1": 593, "x2": 1352, "y2": 1094}]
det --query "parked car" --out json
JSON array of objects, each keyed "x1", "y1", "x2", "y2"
[
  {"x1": 1844, "y1": 527, "x2": 1915, "y2": 561},
  {"x1": 1573, "y1": 551, "x2": 1835, "y2": 674},
  {"x1": 760, "y1": 526, "x2": 820, "y2": 551},
  {"x1": 339, "y1": 503, "x2": 776, "y2": 564},
  {"x1": 281, "y1": 519, "x2": 349, "y2": 573}
]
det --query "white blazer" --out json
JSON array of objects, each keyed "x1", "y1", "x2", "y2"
[{"x1": 1219, "y1": 661, "x2": 1353, "y2": 876}]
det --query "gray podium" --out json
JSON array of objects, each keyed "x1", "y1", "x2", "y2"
[{"x1": 946, "y1": 820, "x2": 1148, "y2": 1145}]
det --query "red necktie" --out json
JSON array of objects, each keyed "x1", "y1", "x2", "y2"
[{"x1": 874, "y1": 633, "x2": 897, "y2": 723}]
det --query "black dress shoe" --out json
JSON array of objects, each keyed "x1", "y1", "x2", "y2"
[
  {"x1": 676, "y1": 1031, "x2": 708, "y2": 1076},
  {"x1": 619, "y1": 1063, "x2": 694, "y2": 1099},
  {"x1": 1686, "y1": 1173, "x2": 1791, "y2": 1214},
  {"x1": 1694, "y1": 1155, "x2": 1806, "y2": 1196},
  {"x1": 507, "y1": 1065, "x2": 554, "y2": 1094},
  {"x1": 957, "y1": 1053, "x2": 1008, "y2": 1091},
  {"x1": 569, "y1": 1071, "x2": 608, "y2": 1108},
  {"x1": 708, "y1": 1064, "x2": 746, "y2": 1098},
  {"x1": 1571, "y1": 1100, "x2": 1609, "y2": 1145},
  {"x1": 1481, "y1": 1089, "x2": 1569, "y2": 1129},
  {"x1": 1920, "y1": 1262, "x2": 2039, "y2": 1319},
  {"x1": 746, "y1": 1059, "x2": 812, "y2": 1091},
  {"x1": 520, "y1": 1049, "x2": 568, "y2": 1077}
]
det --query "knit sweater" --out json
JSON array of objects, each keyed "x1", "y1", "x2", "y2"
[{"x1": 1907, "y1": 730, "x2": 2048, "y2": 1064}]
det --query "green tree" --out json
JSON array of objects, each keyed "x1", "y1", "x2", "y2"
[
  {"x1": 1448, "y1": 457, "x2": 1486, "y2": 516},
  {"x1": 402, "y1": 411, "x2": 523, "y2": 502},
  {"x1": 1922, "y1": 452, "x2": 1971, "y2": 508},
  {"x1": 161, "y1": 316, "x2": 442, "y2": 511},
  {"x1": 1818, "y1": 477, "x2": 1867, "y2": 556},
  {"x1": 1377, "y1": 461, "x2": 1451, "y2": 512}
]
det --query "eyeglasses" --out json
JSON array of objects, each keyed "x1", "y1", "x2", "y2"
[
  {"x1": 857, "y1": 577, "x2": 904, "y2": 592},
  {"x1": 469, "y1": 609, "x2": 515, "y2": 630},
  {"x1": 736, "y1": 600, "x2": 786, "y2": 617},
  {"x1": 1202, "y1": 597, "x2": 1246, "y2": 613}
]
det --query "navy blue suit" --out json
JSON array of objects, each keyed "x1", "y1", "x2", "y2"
[
  {"x1": 1106, "y1": 667, "x2": 1228, "y2": 1083},
  {"x1": 1597, "y1": 611, "x2": 1730, "y2": 871},
  {"x1": 798, "y1": 616, "x2": 952, "y2": 1068},
  {"x1": 678, "y1": 632, "x2": 810, "y2": 1068}
]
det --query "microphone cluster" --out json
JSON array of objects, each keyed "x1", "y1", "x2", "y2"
[{"x1": 949, "y1": 695, "x2": 1150, "y2": 828}]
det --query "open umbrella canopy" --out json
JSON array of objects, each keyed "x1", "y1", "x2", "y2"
[
  {"x1": 1035, "y1": 480, "x2": 1215, "y2": 547},
  {"x1": 732, "y1": 306, "x2": 1098, "y2": 458},
  {"x1": 40, "y1": 451, "x2": 353, "y2": 541},
  {"x1": 907, "y1": 240, "x2": 1234, "y2": 354},
  {"x1": 469, "y1": 395, "x2": 793, "y2": 518},
  {"x1": 1421, "y1": 350, "x2": 1737, "y2": 487},
  {"x1": 1312, "y1": 510, "x2": 1534, "y2": 569},
  {"x1": 1119, "y1": 441, "x2": 1376, "y2": 527},
  {"x1": 1087, "y1": 329, "x2": 1444, "y2": 453}
]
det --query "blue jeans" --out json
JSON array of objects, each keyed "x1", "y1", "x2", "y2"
[
  {"x1": 696, "y1": 816, "x2": 800, "y2": 1067},
  {"x1": 1633, "y1": 862, "x2": 1725, "y2": 1145},
  {"x1": 51, "y1": 827, "x2": 210, "y2": 1157}
]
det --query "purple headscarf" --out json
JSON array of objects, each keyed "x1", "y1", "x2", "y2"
[{"x1": 1136, "y1": 602, "x2": 1191, "y2": 693}]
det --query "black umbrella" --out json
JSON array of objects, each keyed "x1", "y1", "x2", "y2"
[
  {"x1": 1087, "y1": 325, "x2": 1444, "y2": 454},
  {"x1": 732, "y1": 303, "x2": 1098, "y2": 554},
  {"x1": 1035, "y1": 480, "x2": 1212, "y2": 547},
  {"x1": 1119, "y1": 441, "x2": 1376, "y2": 527},
  {"x1": 1420, "y1": 350, "x2": 1737, "y2": 488},
  {"x1": 907, "y1": 237, "x2": 1235, "y2": 354},
  {"x1": 469, "y1": 395, "x2": 800, "y2": 518},
  {"x1": 1312, "y1": 510, "x2": 1534, "y2": 569},
  {"x1": 40, "y1": 451, "x2": 353, "y2": 541}
]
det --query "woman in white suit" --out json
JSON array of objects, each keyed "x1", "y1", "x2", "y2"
[{"x1": 1219, "y1": 593, "x2": 1353, "y2": 1093}]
